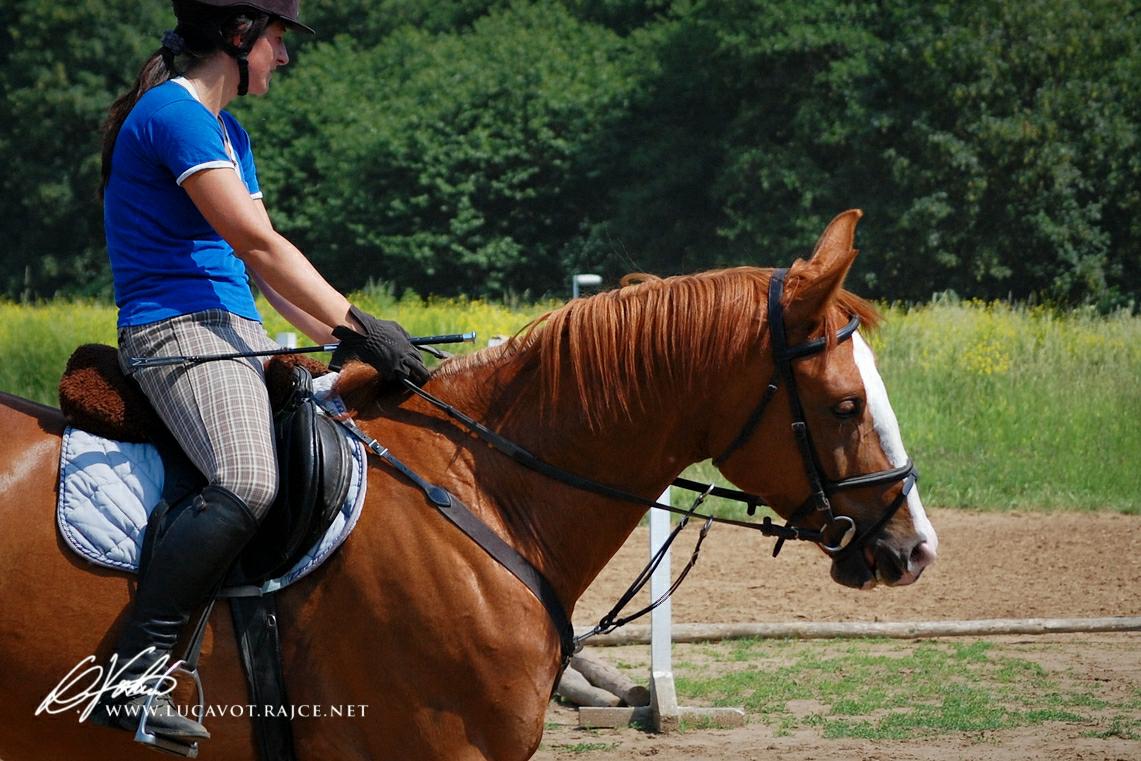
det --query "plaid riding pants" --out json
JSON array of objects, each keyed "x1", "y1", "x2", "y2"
[{"x1": 118, "y1": 309, "x2": 281, "y2": 518}]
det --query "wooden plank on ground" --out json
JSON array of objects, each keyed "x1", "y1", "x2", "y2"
[
  {"x1": 578, "y1": 616, "x2": 1141, "y2": 645},
  {"x1": 555, "y1": 666, "x2": 621, "y2": 707},
  {"x1": 572, "y1": 650, "x2": 650, "y2": 707}
]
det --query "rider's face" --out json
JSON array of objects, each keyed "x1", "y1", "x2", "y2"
[{"x1": 244, "y1": 21, "x2": 289, "y2": 96}]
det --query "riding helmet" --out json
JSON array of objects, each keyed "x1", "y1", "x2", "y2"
[{"x1": 188, "y1": 0, "x2": 315, "y2": 34}]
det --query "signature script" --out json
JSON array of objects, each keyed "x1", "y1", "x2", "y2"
[{"x1": 35, "y1": 649, "x2": 179, "y2": 722}]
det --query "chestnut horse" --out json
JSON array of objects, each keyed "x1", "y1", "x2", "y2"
[{"x1": 0, "y1": 210, "x2": 936, "y2": 760}]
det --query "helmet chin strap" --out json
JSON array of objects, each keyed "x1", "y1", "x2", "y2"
[
  {"x1": 220, "y1": 14, "x2": 269, "y2": 97},
  {"x1": 236, "y1": 56, "x2": 251, "y2": 96}
]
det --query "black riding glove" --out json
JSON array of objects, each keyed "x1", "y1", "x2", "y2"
[{"x1": 329, "y1": 305, "x2": 430, "y2": 385}]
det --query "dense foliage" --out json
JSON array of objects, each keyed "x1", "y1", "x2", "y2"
[{"x1": 2, "y1": 0, "x2": 1137, "y2": 306}]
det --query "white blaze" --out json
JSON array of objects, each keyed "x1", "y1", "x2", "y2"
[{"x1": 851, "y1": 333, "x2": 938, "y2": 553}]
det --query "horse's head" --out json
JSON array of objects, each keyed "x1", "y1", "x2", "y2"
[{"x1": 711, "y1": 210, "x2": 938, "y2": 590}]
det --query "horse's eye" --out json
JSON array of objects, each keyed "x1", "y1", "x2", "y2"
[{"x1": 833, "y1": 399, "x2": 862, "y2": 419}]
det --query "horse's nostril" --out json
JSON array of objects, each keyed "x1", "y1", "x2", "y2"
[{"x1": 910, "y1": 541, "x2": 937, "y2": 572}]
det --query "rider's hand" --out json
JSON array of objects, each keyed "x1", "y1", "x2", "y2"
[{"x1": 329, "y1": 306, "x2": 430, "y2": 385}]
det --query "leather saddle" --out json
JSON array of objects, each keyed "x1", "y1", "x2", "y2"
[
  {"x1": 59, "y1": 344, "x2": 353, "y2": 584},
  {"x1": 238, "y1": 361, "x2": 353, "y2": 583}
]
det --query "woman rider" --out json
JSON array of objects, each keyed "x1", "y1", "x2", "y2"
[{"x1": 91, "y1": 0, "x2": 426, "y2": 741}]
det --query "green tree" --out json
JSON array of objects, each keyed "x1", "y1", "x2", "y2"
[
  {"x1": 852, "y1": 0, "x2": 1140, "y2": 306},
  {"x1": 560, "y1": 0, "x2": 673, "y2": 35},
  {"x1": 571, "y1": 0, "x2": 888, "y2": 278},
  {"x1": 0, "y1": 0, "x2": 168, "y2": 299},
  {"x1": 576, "y1": 0, "x2": 1139, "y2": 307},
  {"x1": 297, "y1": 0, "x2": 503, "y2": 49},
  {"x1": 1, "y1": 0, "x2": 1137, "y2": 308},
  {"x1": 241, "y1": 1, "x2": 635, "y2": 297}
]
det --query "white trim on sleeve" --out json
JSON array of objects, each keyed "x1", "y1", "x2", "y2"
[
  {"x1": 250, "y1": 191, "x2": 264, "y2": 200},
  {"x1": 176, "y1": 161, "x2": 235, "y2": 186}
]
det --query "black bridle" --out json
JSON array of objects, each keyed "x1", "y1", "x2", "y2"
[{"x1": 711, "y1": 268, "x2": 918, "y2": 559}]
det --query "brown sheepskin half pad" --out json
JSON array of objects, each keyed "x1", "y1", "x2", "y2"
[
  {"x1": 264, "y1": 354, "x2": 330, "y2": 410},
  {"x1": 58, "y1": 344, "x2": 161, "y2": 442},
  {"x1": 58, "y1": 346, "x2": 331, "y2": 442}
]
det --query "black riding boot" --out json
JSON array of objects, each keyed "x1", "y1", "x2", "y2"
[{"x1": 91, "y1": 485, "x2": 260, "y2": 740}]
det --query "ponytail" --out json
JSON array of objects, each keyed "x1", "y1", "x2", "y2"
[{"x1": 99, "y1": 51, "x2": 172, "y2": 197}]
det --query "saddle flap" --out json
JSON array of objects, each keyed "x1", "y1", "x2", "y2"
[
  {"x1": 237, "y1": 365, "x2": 354, "y2": 583},
  {"x1": 317, "y1": 413, "x2": 354, "y2": 524}
]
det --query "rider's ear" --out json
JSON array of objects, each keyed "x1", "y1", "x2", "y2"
[{"x1": 783, "y1": 209, "x2": 862, "y2": 339}]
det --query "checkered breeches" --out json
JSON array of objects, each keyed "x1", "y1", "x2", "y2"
[{"x1": 118, "y1": 310, "x2": 281, "y2": 517}]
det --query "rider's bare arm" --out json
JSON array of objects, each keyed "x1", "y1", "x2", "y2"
[{"x1": 181, "y1": 167, "x2": 362, "y2": 338}]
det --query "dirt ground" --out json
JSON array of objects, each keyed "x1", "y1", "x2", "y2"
[{"x1": 535, "y1": 508, "x2": 1141, "y2": 760}]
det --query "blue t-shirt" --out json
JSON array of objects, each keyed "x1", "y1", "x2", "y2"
[{"x1": 104, "y1": 79, "x2": 264, "y2": 327}]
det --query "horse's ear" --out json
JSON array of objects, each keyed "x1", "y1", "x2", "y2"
[{"x1": 783, "y1": 209, "x2": 862, "y2": 336}]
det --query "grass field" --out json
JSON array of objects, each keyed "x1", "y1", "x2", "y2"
[
  {"x1": 564, "y1": 636, "x2": 1141, "y2": 746},
  {"x1": 671, "y1": 638, "x2": 1106, "y2": 740},
  {"x1": 1, "y1": 293, "x2": 1137, "y2": 513}
]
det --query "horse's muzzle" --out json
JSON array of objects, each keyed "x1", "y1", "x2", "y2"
[{"x1": 831, "y1": 536, "x2": 937, "y2": 590}]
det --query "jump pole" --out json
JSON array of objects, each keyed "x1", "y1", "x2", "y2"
[{"x1": 579, "y1": 488, "x2": 744, "y2": 732}]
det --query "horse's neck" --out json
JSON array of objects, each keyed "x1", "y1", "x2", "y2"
[{"x1": 429, "y1": 362, "x2": 711, "y2": 609}]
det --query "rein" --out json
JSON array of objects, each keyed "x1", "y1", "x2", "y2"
[{"x1": 400, "y1": 381, "x2": 825, "y2": 544}]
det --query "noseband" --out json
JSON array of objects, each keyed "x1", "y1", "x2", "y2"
[{"x1": 712, "y1": 268, "x2": 918, "y2": 559}]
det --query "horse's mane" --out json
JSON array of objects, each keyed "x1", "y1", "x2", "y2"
[{"x1": 405, "y1": 264, "x2": 881, "y2": 429}]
